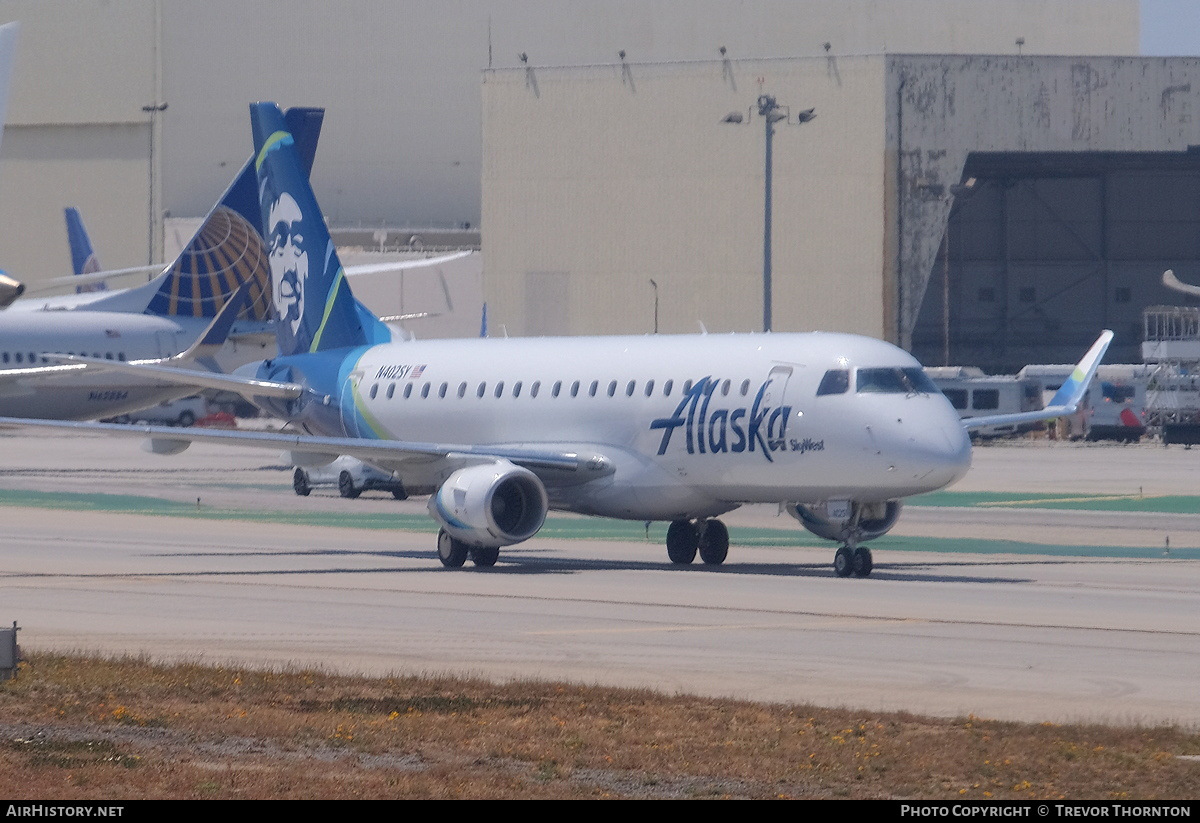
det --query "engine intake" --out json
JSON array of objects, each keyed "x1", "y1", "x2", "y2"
[{"x1": 429, "y1": 461, "x2": 548, "y2": 547}]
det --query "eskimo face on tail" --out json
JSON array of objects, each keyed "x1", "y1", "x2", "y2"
[{"x1": 267, "y1": 192, "x2": 307, "y2": 340}]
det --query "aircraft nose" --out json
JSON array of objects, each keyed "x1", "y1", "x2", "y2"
[
  {"x1": 926, "y1": 412, "x2": 972, "y2": 488},
  {"x1": 885, "y1": 400, "x2": 972, "y2": 492}
]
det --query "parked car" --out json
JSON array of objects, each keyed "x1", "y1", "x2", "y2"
[
  {"x1": 292, "y1": 455, "x2": 407, "y2": 499},
  {"x1": 103, "y1": 395, "x2": 208, "y2": 427}
]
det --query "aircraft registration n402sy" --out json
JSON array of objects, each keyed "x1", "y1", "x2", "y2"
[{"x1": 1, "y1": 102, "x2": 1114, "y2": 578}]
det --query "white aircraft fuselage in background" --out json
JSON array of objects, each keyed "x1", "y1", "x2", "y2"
[{"x1": 0, "y1": 305, "x2": 264, "y2": 419}]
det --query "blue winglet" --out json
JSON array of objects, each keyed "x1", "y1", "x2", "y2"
[{"x1": 963, "y1": 330, "x2": 1114, "y2": 431}]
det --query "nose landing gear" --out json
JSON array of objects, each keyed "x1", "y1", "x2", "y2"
[
  {"x1": 832, "y1": 503, "x2": 874, "y2": 578},
  {"x1": 833, "y1": 545, "x2": 873, "y2": 578}
]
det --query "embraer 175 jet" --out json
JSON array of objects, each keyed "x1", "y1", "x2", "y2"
[{"x1": 6, "y1": 103, "x2": 1113, "y2": 577}]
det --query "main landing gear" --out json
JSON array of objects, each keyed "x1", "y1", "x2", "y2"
[
  {"x1": 666, "y1": 518, "x2": 729, "y2": 565},
  {"x1": 436, "y1": 529, "x2": 500, "y2": 568}
]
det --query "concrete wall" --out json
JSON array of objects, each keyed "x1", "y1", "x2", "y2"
[
  {"x1": 0, "y1": 0, "x2": 1137, "y2": 299},
  {"x1": 483, "y1": 56, "x2": 890, "y2": 337},
  {"x1": 890, "y1": 55, "x2": 1200, "y2": 349}
]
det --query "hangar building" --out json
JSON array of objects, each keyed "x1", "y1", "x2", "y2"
[
  {"x1": 483, "y1": 49, "x2": 1200, "y2": 367},
  {"x1": 2, "y1": 0, "x2": 1184, "y2": 366}
]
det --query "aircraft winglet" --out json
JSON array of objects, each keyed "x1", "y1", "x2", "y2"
[{"x1": 963, "y1": 330, "x2": 1113, "y2": 431}]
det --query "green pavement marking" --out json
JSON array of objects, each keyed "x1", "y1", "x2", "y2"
[
  {"x1": 1, "y1": 488, "x2": 1197, "y2": 560},
  {"x1": 910, "y1": 490, "x2": 1200, "y2": 514}
]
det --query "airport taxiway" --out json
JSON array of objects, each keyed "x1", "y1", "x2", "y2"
[{"x1": 1, "y1": 431, "x2": 1198, "y2": 726}]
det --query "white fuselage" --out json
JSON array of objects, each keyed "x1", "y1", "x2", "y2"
[
  {"x1": 337, "y1": 332, "x2": 973, "y2": 521},
  {"x1": 0, "y1": 304, "x2": 271, "y2": 420}
]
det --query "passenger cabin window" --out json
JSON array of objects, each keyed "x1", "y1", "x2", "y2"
[
  {"x1": 626, "y1": 380, "x2": 636, "y2": 397},
  {"x1": 855, "y1": 367, "x2": 938, "y2": 395},
  {"x1": 571, "y1": 381, "x2": 580, "y2": 397},
  {"x1": 458, "y1": 382, "x2": 467, "y2": 398},
  {"x1": 404, "y1": 384, "x2": 413, "y2": 398},
  {"x1": 941, "y1": 388, "x2": 968, "y2": 410},
  {"x1": 663, "y1": 379, "x2": 673, "y2": 396},
  {"x1": 421, "y1": 383, "x2": 431, "y2": 398},
  {"x1": 530, "y1": 381, "x2": 540, "y2": 398},
  {"x1": 816, "y1": 369, "x2": 850, "y2": 396},
  {"x1": 477, "y1": 382, "x2": 486, "y2": 398},
  {"x1": 494, "y1": 381, "x2": 505, "y2": 398},
  {"x1": 513, "y1": 381, "x2": 522, "y2": 397},
  {"x1": 589, "y1": 380, "x2": 598, "y2": 397},
  {"x1": 607, "y1": 380, "x2": 617, "y2": 397},
  {"x1": 552, "y1": 381, "x2": 562, "y2": 397},
  {"x1": 386, "y1": 383, "x2": 395, "y2": 399},
  {"x1": 369, "y1": 384, "x2": 378, "y2": 399},
  {"x1": 644, "y1": 379, "x2": 655, "y2": 397}
]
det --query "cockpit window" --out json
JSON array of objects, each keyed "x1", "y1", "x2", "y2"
[
  {"x1": 855, "y1": 367, "x2": 938, "y2": 395},
  {"x1": 816, "y1": 369, "x2": 850, "y2": 396}
]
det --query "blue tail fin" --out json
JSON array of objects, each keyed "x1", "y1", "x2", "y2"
[
  {"x1": 252, "y1": 102, "x2": 389, "y2": 355},
  {"x1": 138, "y1": 107, "x2": 325, "y2": 322},
  {"x1": 64, "y1": 208, "x2": 105, "y2": 292}
]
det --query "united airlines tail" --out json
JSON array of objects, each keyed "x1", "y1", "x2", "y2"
[
  {"x1": 64, "y1": 208, "x2": 105, "y2": 292},
  {"x1": 84, "y1": 108, "x2": 325, "y2": 324},
  {"x1": 251, "y1": 101, "x2": 390, "y2": 356}
]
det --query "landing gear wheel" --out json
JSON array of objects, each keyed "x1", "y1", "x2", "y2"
[
  {"x1": 436, "y1": 529, "x2": 468, "y2": 568},
  {"x1": 698, "y1": 519, "x2": 729, "y2": 565},
  {"x1": 833, "y1": 546, "x2": 854, "y2": 578},
  {"x1": 852, "y1": 547, "x2": 873, "y2": 578},
  {"x1": 391, "y1": 488, "x2": 408, "y2": 500},
  {"x1": 338, "y1": 471, "x2": 360, "y2": 499},
  {"x1": 470, "y1": 545, "x2": 500, "y2": 567},
  {"x1": 292, "y1": 468, "x2": 311, "y2": 497},
  {"x1": 666, "y1": 519, "x2": 699, "y2": 564}
]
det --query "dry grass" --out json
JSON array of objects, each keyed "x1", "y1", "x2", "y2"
[{"x1": 0, "y1": 653, "x2": 1198, "y2": 799}]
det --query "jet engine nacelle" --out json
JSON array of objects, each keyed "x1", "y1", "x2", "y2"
[
  {"x1": 428, "y1": 461, "x2": 548, "y2": 548},
  {"x1": 786, "y1": 500, "x2": 902, "y2": 543},
  {"x1": 0, "y1": 272, "x2": 25, "y2": 309}
]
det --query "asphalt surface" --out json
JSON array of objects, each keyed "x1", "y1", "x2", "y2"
[{"x1": 1, "y1": 429, "x2": 1198, "y2": 726}]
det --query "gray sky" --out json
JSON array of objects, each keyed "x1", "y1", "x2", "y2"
[{"x1": 1141, "y1": 0, "x2": 1200, "y2": 55}]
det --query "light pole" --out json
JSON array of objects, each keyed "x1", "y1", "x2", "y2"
[
  {"x1": 725, "y1": 96, "x2": 814, "y2": 332},
  {"x1": 649, "y1": 278, "x2": 659, "y2": 333},
  {"x1": 142, "y1": 101, "x2": 168, "y2": 269}
]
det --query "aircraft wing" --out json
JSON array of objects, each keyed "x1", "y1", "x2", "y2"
[
  {"x1": 44, "y1": 355, "x2": 304, "y2": 400},
  {"x1": 0, "y1": 415, "x2": 613, "y2": 480},
  {"x1": 1163, "y1": 269, "x2": 1200, "y2": 298},
  {"x1": 24, "y1": 265, "x2": 166, "y2": 295},
  {"x1": 21, "y1": 254, "x2": 470, "y2": 297},
  {"x1": 341, "y1": 250, "x2": 474, "y2": 277},
  {"x1": 963, "y1": 330, "x2": 1113, "y2": 431}
]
